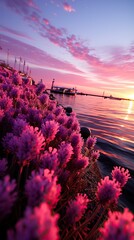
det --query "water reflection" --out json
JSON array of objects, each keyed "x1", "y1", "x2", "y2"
[{"x1": 125, "y1": 101, "x2": 133, "y2": 120}]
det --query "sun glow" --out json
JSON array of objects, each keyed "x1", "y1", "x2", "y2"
[
  {"x1": 128, "y1": 94, "x2": 134, "y2": 100},
  {"x1": 124, "y1": 101, "x2": 133, "y2": 120}
]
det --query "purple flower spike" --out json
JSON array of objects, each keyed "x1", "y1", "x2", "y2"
[
  {"x1": 41, "y1": 120, "x2": 59, "y2": 143},
  {"x1": 0, "y1": 95, "x2": 13, "y2": 111},
  {"x1": 58, "y1": 142, "x2": 73, "y2": 167},
  {"x1": 99, "y1": 208, "x2": 134, "y2": 240},
  {"x1": 25, "y1": 169, "x2": 61, "y2": 208},
  {"x1": 54, "y1": 106, "x2": 63, "y2": 117},
  {"x1": 86, "y1": 136, "x2": 97, "y2": 150},
  {"x1": 72, "y1": 155, "x2": 89, "y2": 170},
  {"x1": 40, "y1": 148, "x2": 58, "y2": 171},
  {"x1": 111, "y1": 166, "x2": 131, "y2": 187},
  {"x1": 70, "y1": 133, "x2": 84, "y2": 148},
  {"x1": 12, "y1": 73, "x2": 22, "y2": 85},
  {"x1": 16, "y1": 126, "x2": 45, "y2": 164},
  {"x1": 36, "y1": 83, "x2": 45, "y2": 95},
  {"x1": 13, "y1": 118, "x2": 27, "y2": 136},
  {"x1": 57, "y1": 115, "x2": 67, "y2": 125},
  {"x1": 0, "y1": 176, "x2": 17, "y2": 220},
  {"x1": 90, "y1": 150, "x2": 100, "y2": 162},
  {"x1": 8, "y1": 202, "x2": 59, "y2": 240},
  {"x1": 38, "y1": 93, "x2": 49, "y2": 105},
  {"x1": 66, "y1": 193, "x2": 89, "y2": 225},
  {"x1": 96, "y1": 176, "x2": 121, "y2": 205}
]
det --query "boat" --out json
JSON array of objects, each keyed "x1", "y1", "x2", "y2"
[{"x1": 50, "y1": 79, "x2": 77, "y2": 95}]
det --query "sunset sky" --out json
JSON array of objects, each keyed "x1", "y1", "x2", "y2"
[{"x1": 0, "y1": 0, "x2": 134, "y2": 98}]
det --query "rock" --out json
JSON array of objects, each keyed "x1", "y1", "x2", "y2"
[
  {"x1": 65, "y1": 106, "x2": 73, "y2": 116},
  {"x1": 80, "y1": 127, "x2": 91, "y2": 140}
]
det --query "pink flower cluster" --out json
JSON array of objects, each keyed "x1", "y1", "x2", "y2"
[
  {"x1": 66, "y1": 193, "x2": 89, "y2": 225},
  {"x1": 111, "y1": 166, "x2": 131, "y2": 187},
  {"x1": 96, "y1": 176, "x2": 121, "y2": 205},
  {"x1": 8, "y1": 202, "x2": 59, "y2": 240},
  {"x1": 0, "y1": 65, "x2": 132, "y2": 239},
  {"x1": 99, "y1": 208, "x2": 134, "y2": 240}
]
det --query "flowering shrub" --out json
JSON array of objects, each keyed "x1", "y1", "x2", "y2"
[{"x1": 0, "y1": 65, "x2": 132, "y2": 239}]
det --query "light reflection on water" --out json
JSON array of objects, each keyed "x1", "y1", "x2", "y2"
[{"x1": 54, "y1": 94, "x2": 134, "y2": 211}]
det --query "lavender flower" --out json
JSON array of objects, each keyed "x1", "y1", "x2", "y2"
[
  {"x1": 66, "y1": 194, "x2": 89, "y2": 225},
  {"x1": 54, "y1": 106, "x2": 63, "y2": 116},
  {"x1": 71, "y1": 118, "x2": 80, "y2": 132},
  {"x1": 111, "y1": 166, "x2": 131, "y2": 187},
  {"x1": 16, "y1": 126, "x2": 45, "y2": 165},
  {"x1": 40, "y1": 148, "x2": 58, "y2": 170},
  {"x1": 12, "y1": 73, "x2": 22, "y2": 85},
  {"x1": 57, "y1": 115, "x2": 67, "y2": 125},
  {"x1": 70, "y1": 132, "x2": 84, "y2": 148},
  {"x1": 99, "y1": 208, "x2": 134, "y2": 240},
  {"x1": 90, "y1": 150, "x2": 100, "y2": 162},
  {"x1": 86, "y1": 136, "x2": 97, "y2": 150},
  {"x1": 27, "y1": 108, "x2": 42, "y2": 128},
  {"x1": 9, "y1": 87, "x2": 20, "y2": 99},
  {"x1": 3, "y1": 133, "x2": 19, "y2": 154},
  {"x1": 72, "y1": 155, "x2": 89, "y2": 170},
  {"x1": 0, "y1": 176, "x2": 17, "y2": 220},
  {"x1": 38, "y1": 93, "x2": 49, "y2": 105},
  {"x1": 70, "y1": 133, "x2": 84, "y2": 158},
  {"x1": 0, "y1": 158, "x2": 8, "y2": 177},
  {"x1": 48, "y1": 101, "x2": 56, "y2": 111},
  {"x1": 41, "y1": 120, "x2": 59, "y2": 143},
  {"x1": 13, "y1": 118, "x2": 27, "y2": 136},
  {"x1": 96, "y1": 176, "x2": 121, "y2": 205},
  {"x1": 57, "y1": 125, "x2": 68, "y2": 141},
  {"x1": 36, "y1": 83, "x2": 45, "y2": 95},
  {"x1": 25, "y1": 169, "x2": 61, "y2": 208},
  {"x1": 8, "y1": 202, "x2": 59, "y2": 240},
  {"x1": 58, "y1": 142, "x2": 73, "y2": 167},
  {"x1": 44, "y1": 112, "x2": 55, "y2": 122},
  {"x1": 0, "y1": 94, "x2": 13, "y2": 111},
  {"x1": 65, "y1": 116, "x2": 74, "y2": 129}
]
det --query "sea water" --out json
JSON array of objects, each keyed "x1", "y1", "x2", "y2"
[{"x1": 53, "y1": 94, "x2": 134, "y2": 212}]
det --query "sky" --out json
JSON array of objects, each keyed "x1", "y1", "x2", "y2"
[{"x1": 0, "y1": 0, "x2": 134, "y2": 98}]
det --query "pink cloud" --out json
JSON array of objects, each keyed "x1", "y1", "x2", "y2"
[
  {"x1": 0, "y1": 25, "x2": 33, "y2": 40},
  {"x1": 0, "y1": 34, "x2": 83, "y2": 76},
  {"x1": 26, "y1": 11, "x2": 41, "y2": 24},
  {"x1": 63, "y1": 2, "x2": 75, "y2": 12},
  {"x1": 27, "y1": 0, "x2": 39, "y2": 11},
  {"x1": 39, "y1": 22, "x2": 134, "y2": 84},
  {"x1": 4, "y1": 0, "x2": 40, "y2": 16},
  {"x1": 43, "y1": 18, "x2": 49, "y2": 25}
]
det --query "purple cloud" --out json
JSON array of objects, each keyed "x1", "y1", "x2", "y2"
[
  {"x1": 42, "y1": 18, "x2": 49, "y2": 25},
  {"x1": 63, "y1": 2, "x2": 75, "y2": 12},
  {"x1": 25, "y1": 11, "x2": 41, "y2": 25},
  {"x1": 0, "y1": 34, "x2": 83, "y2": 75},
  {"x1": 0, "y1": 25, "x2": 33, "y2": 40}
]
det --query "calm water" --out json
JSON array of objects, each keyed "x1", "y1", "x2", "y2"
[{"x1": 53, "y1": 94, "x2": 134, "y2": 212}]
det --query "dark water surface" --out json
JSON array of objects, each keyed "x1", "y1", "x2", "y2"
[{"x1": 54, "y1": 94, "x2": 134, "y2": 212}]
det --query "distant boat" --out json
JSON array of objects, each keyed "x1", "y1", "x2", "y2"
[{"x1": 50, "y1": 79, "x2": 77, "y2": 95}]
